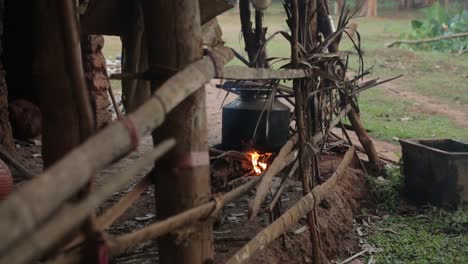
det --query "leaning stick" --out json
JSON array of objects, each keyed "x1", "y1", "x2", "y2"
[
  {"x1": 64, "y1": 175, "x2": 152, "y2": 251},
  {"x1": 0, "y1": 139, "x2": 175, "y2": 264},
  {"x1": 0, "y1": 46, "x2": 233, "y2": 255},
  {"x1": 248, "y1": 134, "x2": 298, "y2": 220},
  {"x1": 226, "y1": 147, "x2": 357, "y2": 264},
  {"x1": 386, "y1": 32, "x2": 468, "y2": 48},
  {"x1": 269, "y1": 160, "x2": 299, "y2": 212}
]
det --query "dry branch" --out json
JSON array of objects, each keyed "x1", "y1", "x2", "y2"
[
  {"x1": 0, "y1": 140, "x2": 176, "y2": 264},
  {"x1": 386, "y1": 32, "x2": 468, "y2": 48},
  {"x1": 226, "y1": 147, "x2": 358, "y2": 264},
  {"x1": 269, "y1": 160, "x2": 298, "y2": 212},
  {"x1": 311, "y1": 104, "x2": 352, "y2": 144},
  {"x1": 248, "y1": 134, "x2": 298, "y2": 220},
  {"x1": 0, "y1": 46, "x2": 233, "y2": 255},
  {"x1": 64, "y1": 175, "x2": 153, "y2": 251}
]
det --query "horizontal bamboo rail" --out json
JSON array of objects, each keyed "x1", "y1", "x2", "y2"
[
  {"x1": 226, "y1": 147, "x2": 358, "y2": 264},
  {"x1": 0, "y1": 46, "x2": 233, "y2": 255},
  {"x1": 48, "y1": 141, "x2": 298, "y2": 264},
  {"x1": 0, "y1": 139, "x2": 176, "y2": 264},
  {"x1": 110, "y1": 66, "x2": 312, "y2": 81}
]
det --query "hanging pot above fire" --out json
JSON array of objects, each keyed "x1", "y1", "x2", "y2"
[{"x1": 221, "y1": 82, "x2": 290, "y2": 152}]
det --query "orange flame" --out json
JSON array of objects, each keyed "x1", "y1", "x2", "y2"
[{"x1": 246, "y1": 151, "x2": 272, "y2": 175}]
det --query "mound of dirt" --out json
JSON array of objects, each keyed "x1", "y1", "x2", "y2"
[{"x1": 218, "y1": 167, "x2": 370, "y2": 264}]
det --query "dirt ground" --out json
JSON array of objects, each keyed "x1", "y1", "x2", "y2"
[{"x1": 8, "y1": 83, "x2": 385, "y2": 264}]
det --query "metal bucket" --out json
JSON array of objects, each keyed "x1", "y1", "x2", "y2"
[{"x1": 399, "y1": 139, "x2": 468, "y2": 207}]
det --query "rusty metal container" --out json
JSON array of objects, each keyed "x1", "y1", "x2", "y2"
[{"x1": 399, "y1": 139, "x2": 468, "y2": 208}]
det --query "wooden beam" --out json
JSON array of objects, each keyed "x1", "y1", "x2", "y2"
[{"x1": 141, "y1": 0, "x2": 213, "y2": 263}]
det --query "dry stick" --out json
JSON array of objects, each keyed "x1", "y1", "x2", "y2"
[
  {"x1": 311, "y1": 104, "x2": 351, "y2": 144},
  {"x1": 268, "y1": 160, "x2": 299, "y2": 212},
  {"x1": 248, "y1": 134, "x2": 298, "y2": 220},
  {"x1": 64, "y1": 176, "x2": 153, "y2": 251},
  {"x1": 226, "y1": 147, "x2": 357, "y2": 264},
  {"x1": 386, "y1": 32, "x2": 468, "y2": 48},
  {"x1": 108, "y1": 86, "x2": 123, "y2": 120},
  {"x1": 0, "y1": 147, "x2": 34, "y2": 179},
  {"x1": 96, "y1": 176, "x2": 151, "y2": 230},
  {"x1": 346, "y1": 103, "x2": 382, "y2": 170},
  {"x1": 0, "y1": 46, "x2": 233, "y2": 255},
  {"x1": 0, "y1": 139, "x2": 176, "y2": 264},
  {"x1": 338, "y1": 249, "x2": 368, "y2": 264}
]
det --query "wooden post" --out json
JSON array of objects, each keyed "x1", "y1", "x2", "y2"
[
  {"x1": 141, "y1": 0, "x2": 213, "y2": 263},
  {"x1": 33, "y1": 0, "x2": 94, "y2": 167}
]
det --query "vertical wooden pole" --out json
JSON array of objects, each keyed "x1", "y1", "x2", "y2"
[
  {"x1": 33, "y1": 1, "x2": 99, "y2": 262},
  {"x1": 291, "y1": 1, "x2": 321, "y2": 263},
  {"x1": 33, "y1": 0, "x2": 94, "y2": 167},
  {"x1": 141, "y1": 0, "x2": 213, "y2": 264}
]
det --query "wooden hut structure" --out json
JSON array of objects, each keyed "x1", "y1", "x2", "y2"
[{"x1": 0, "y1": 0, "x2": 390, "y2": 263}]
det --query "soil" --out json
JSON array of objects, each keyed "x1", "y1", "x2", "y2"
[
  {"x1": 8, "y1": 84, "x2": 375, "y2": 264},
  {"x1": 379, "y1": 80, "x2": 468, "y2": 128}
]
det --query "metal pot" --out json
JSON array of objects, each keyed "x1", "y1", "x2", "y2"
[{"x1": 222, "y1": 89, "x2": 290, "y2": 152}]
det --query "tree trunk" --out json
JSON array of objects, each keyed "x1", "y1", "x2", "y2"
[
  {"x1": 141, "y1": 0, "x2": 213, "y2": 264},
  {"x1": 366, "y1": 0, "x2": 377, "y2": 16}
]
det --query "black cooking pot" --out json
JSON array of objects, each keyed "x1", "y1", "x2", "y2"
[{"x1": 222, "y1": 89, "x2": 290, "y2": 152}]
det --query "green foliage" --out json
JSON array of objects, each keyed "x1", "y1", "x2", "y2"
[
  {"x1": 402, "y1": 3, "x2": 468, "y2": 52},
  {"x1": 364, "y1": 207, "x2": 468, "y2": 264}
]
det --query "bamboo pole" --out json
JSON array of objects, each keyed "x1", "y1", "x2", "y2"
[
  {"x1": 226, "y1": 147, "x2": 357, "y2": 264},
  {"x1": 111, "y1": 66, "x2": 311, "y2": 81},
  {"x1": 48, "y1": 144, "x2": 298, "y2": 264},
  {"x1": 248, "y1": 134, "x2": 298, "y2": 219},
  {"x1": 0, "y1": 46, "x2": 233, "y2": 255},
  {"x1": 0, "y1": 140, "x2": 175, "y2": 264}
]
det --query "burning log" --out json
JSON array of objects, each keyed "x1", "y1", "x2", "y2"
[{"x1": 248, "y1": 134, "x2": 298, "y2": 220}]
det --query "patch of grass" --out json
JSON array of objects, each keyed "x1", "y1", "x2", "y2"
[
  {"x1": 364, "y1": 165, "x2": 468, "y2": 264},
  {"x1": 364, "y1": 207, "x2": 468, "y2": 264},
  {"x1": 357, "y1": 88, "x2": 468, "y2": 141}
]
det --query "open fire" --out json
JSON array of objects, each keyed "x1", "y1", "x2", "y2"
[{"x1": 245, "y1": 151, "x2": 272, "y2": 175}]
